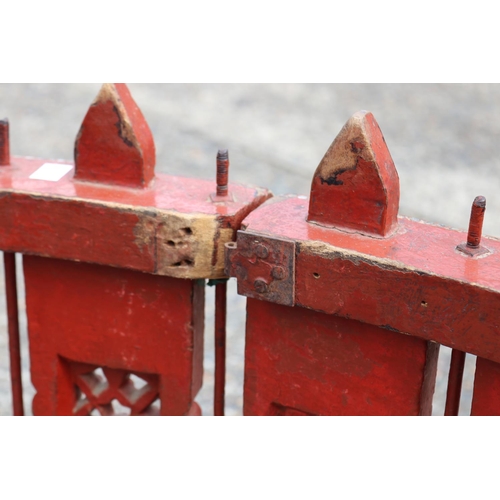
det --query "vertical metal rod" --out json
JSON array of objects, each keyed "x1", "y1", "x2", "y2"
[
  {"x1": 444, "y1": 349, "x2": 466, "y2": 416},
  {"x1": 214, "y1": 281, "x2": 227, "y2": 416},
  {"x1": 216, "y1": 149, "x2": 229, "y2": 197},
  {"x1": 3, "y1": 252, "x2": 24, "y2": 416},
  {"x1": 0, "y1": 118, "x2": 10, "y2": 166},
  {"x1": 466, "y1": 196, "x2": 486, "y2": 248}
]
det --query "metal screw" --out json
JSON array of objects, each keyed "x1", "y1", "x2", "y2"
[
  {"x1": 467, "y1": 196, "x2": 486, "y2": 248},
  {"x1": 0, "y1": 118, "x2": 10, "y2": 166},
  {"x1": 216, "y1": 149, "x2": 229, "y2": 197},
  {"x1": 255, "y1": 244, "x2": 269, "y2": 259},
  {"x1": 272, "y1": 266, "x2": 286, "y2": 280},
  {"x1": 254, "y1": 279, "x2": 269, "y2": 294}
]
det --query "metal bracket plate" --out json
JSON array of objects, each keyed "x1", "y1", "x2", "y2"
[{"x1": 225, "y1": 231, "x2": 295, "y2": 306}]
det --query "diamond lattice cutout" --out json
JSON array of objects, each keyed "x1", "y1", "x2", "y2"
[{"x1": 66, "y1": 359, "x2": 160, "y2": 416}]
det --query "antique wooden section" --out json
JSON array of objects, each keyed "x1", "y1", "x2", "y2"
[
  {"x1": 3, "y1": 90, "x2": 500, "y2": 416},
  {"x1": 23, "y1": 256, "x2": 204, "y2": 416},
  {"x1": 0, "y1": 83, "x2": 271, "y2": 416},
  {"x1": 226, "y1": 111, "x2": 500, "y2": 416},
  {"x1": 0, "y1": 158, "x2": 269, "y2": 280}
]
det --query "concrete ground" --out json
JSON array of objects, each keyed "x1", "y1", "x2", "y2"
[{"x1": 1, "y1": 83, "x2": 499, "y2": 416}]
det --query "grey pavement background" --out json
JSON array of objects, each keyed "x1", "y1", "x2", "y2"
[{"x1": 1, "y1": 83, "x2": 499, "y2": 416}]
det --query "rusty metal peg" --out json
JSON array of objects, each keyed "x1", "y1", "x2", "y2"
[
  {"x1": 217, "y1": 149, "x2": 229, "y2": 197},
  {"x1": 211, "y1": 149, "x2": 233, "y2": 201},
  {"x1": 0, "y1": 118, "x2": 10, "y2": 166},
  {"x1": 457, "y1": 196, "x2": 490, "y2": 257}
]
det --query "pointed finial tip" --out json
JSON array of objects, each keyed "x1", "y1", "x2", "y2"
[
  {"x1": 75, "y1": 82, "x2": 155, "y2": 188},
  {"x1": 308, "y1": 110, "x2": 399, "y2": 236}
]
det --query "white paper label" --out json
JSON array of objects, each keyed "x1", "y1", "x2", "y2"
[{"x1": 29, "y1": 163, "x2": 74, "y2": 182}]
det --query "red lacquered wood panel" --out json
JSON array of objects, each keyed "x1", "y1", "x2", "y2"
[
  {"x1": 244, "y1": 298, "x2": 439, "y2": 416},
  {"x1": 24, "y1": 255, "x2": 204, "y2": 416}
]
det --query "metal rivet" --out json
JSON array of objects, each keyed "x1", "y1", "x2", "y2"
[
  {"x1": 255, "y1": 244, "x2": 269, "y2": 259},
  {"x1": 272, "y1": 266, "x2": 286, "y2": 280},
  {"x1": 254, "y1": 279, "x2": 269, "y2": 293}
]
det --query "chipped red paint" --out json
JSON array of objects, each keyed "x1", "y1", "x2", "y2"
[
  {"x1": 239, "y1": 196, "x2": 500, "y2": 363},
  {"x1": 0, "y1": 83, "x2": 271, "y2": 416},
  {"x1": 308, "y1": 111, "x2": 399, "y2": 237},
  {"x1": 74, "y1": 83, "x2": 156, "y2": 188},
  {"x1": 228, "y1": 111, "x2": 500, "y2": 415},
  {"x1": 0, "y1": 156, "x2": 270, "y2": 278}
]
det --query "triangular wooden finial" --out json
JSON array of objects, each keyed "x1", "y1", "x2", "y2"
[
  {"x1": 74, "y1": 83, "x2": 156, "y2": 188},
  {"x1": 308, "y1": 111, "x2": 399, "y2": 237}
]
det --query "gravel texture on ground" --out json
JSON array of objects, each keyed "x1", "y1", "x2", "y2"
[{"x1": 1, "y1": 83, "x2": 498, "y2": 416}]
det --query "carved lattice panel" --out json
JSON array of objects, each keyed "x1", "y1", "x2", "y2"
[{"x1": 64, "y1": 359, "x2": 160, "y2": 416}]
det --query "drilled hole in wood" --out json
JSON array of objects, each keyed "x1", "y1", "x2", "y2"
[
  {"x1": 313, "y1": 273, "x2": 320, "y2": 279},
  {"x1": 172, "y1": 260, "x2": 194, "y2": 267}
]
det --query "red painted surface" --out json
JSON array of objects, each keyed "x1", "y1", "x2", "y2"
[
  {"x1": 0, "y1": 83, "x2": 271, "y2": 418},
  {"x1": 24, "y1": 256, "x2": 204, "y2": 416},
  {"x1": 237, "y1": 196, "x2": 500, "y2": 363},
  {"x1": 74, "y1": 83, "x2": 155, "y2": 188},
  {"x1": 308, "y1": 111, "x2": 399, "y2": 237},
  {"x1": 444, "y1": 350, "x2": 466, "y2": 416},
  {"x1": 0, "y1": 157, "x2": 270, "y2": 276},
  {"x1": 229, "y1": 111, "x2": 500, "y2": 414},
  {"x1": 244, "y1": 299, "x2": 439, "y2": 416},
  {"x1": 1, "y1": 156, "x2": 267, "y2": 215},
  {"x1": 470, "y1": 357, "x2": 500, "y2": 416},
  {"x1": 214, "y1": 282, "x2": 227, "y2": 416}
]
